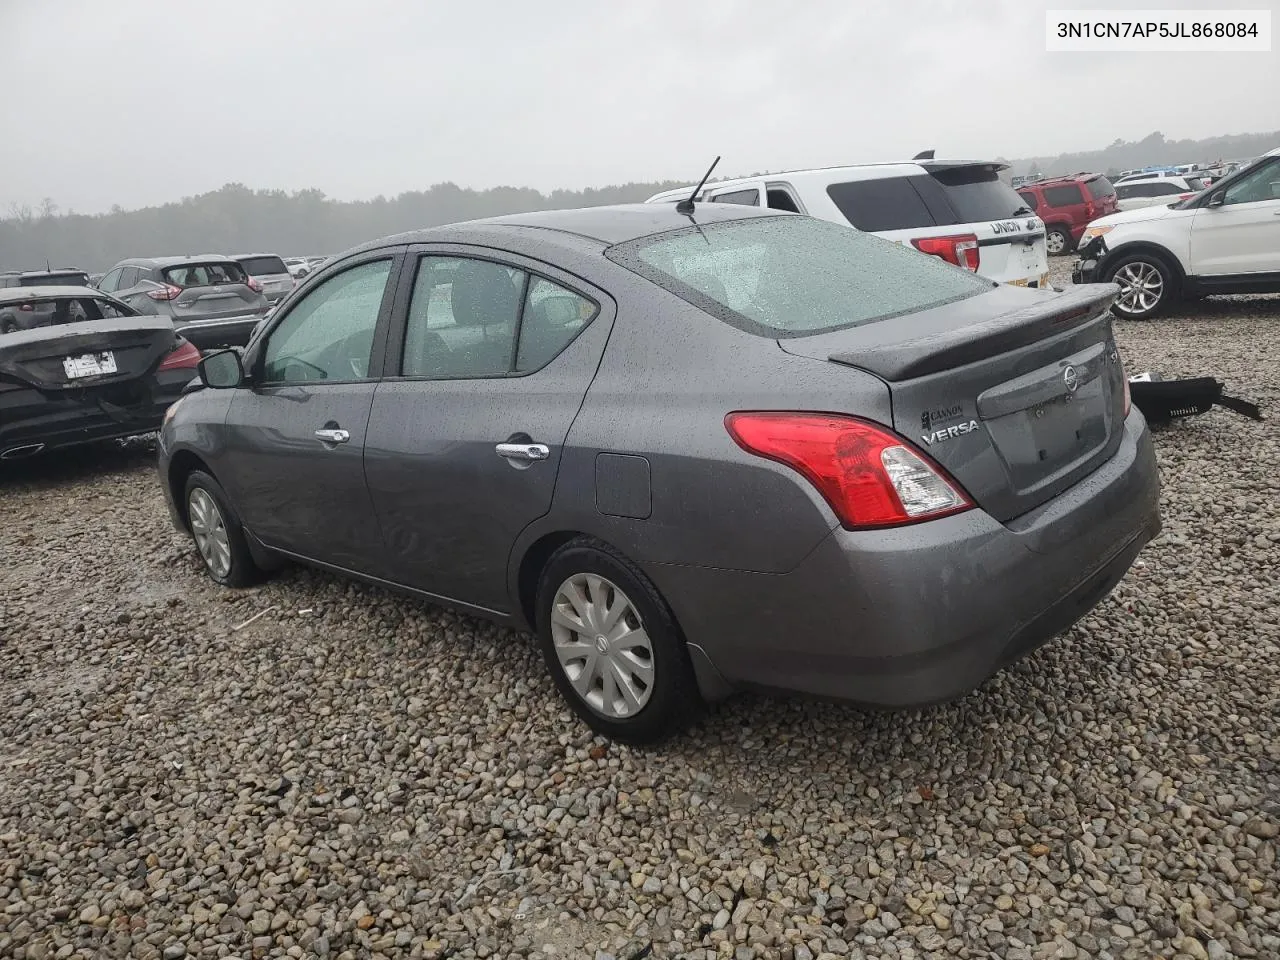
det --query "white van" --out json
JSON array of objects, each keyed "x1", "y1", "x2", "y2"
[{"x1": 646, "y1": 159, "x2": 1050, "y2": 288}]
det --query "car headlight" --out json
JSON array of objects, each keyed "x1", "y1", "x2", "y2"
[
  {"x1": 162, "y1": 396, "x2": 184, "y2": 428},
  {"x1": 1081, "y1": 225, "x2": 1114, "y2": 244}
]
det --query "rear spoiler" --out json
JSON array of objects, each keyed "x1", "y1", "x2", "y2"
[{"x1": 828, "y1": 284, "x2": 1119, "y2": 381}]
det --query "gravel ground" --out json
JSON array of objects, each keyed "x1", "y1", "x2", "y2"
[{"x1": 2, "y1": 261, "x2": 1278, "y2": 960}]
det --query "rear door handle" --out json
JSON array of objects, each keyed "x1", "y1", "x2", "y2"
[
  {"x1": 314, "y1": 428, "x2": 350, "y2": 444},
  {"x1": 495, "y1": 442, "x2": 549, "y2": 462}
]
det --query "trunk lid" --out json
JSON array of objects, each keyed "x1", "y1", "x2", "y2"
[
  {"x1": 0, "y1": 316, "x2": 179, "y2": 390},
  {"x1": 778, "y1": 284, "x2": 1128, "y2": 522}
]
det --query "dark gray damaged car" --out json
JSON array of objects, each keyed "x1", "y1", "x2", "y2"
[{"x1": 157, "y1": 203, "x2": 1161, "y2": 743}]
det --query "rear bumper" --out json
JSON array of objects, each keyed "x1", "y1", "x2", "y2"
[
  {"x1": 176, "y1": 315, "x2": 264, "y2": 350},
  {"x1": 0, "y1": 371, "x2": 192, "y2": 457},
  {"x1": 646, "y1": 411, "x2": 1161, "y2": 707}
]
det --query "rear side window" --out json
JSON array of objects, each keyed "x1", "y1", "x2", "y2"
[
  {"x1": 162, "y1": 262, "x2": 246, "y2": 287},
  {"x1": 924, "y1": 166, "x2": 1027, "y2": 222},
  {"x1": 710, "y1": 189, "x2": 760, "y2": 206},
  {"x1": 1018, "y1": 190, "x2": 1039, "y2": 211},
  {"x1": 608, "y1": 215, "x2": 991, "y2": 339},
  {"x1": 1086, "y1": 176, "x2": 1116, "y2": 199},
  {"x1": 238, "y1": 256, "x2": 289, "y2": 276},
  {"x1": 1043, "y1": 184, "x2": 1084, "y2": 206},
  {"x1": 826, "y1": 177, "x2": 936, "y2": 232}
]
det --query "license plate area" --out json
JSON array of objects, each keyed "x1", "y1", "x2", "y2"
[
  {"x1": 63, "y1": 351, "x2": 117, "y2": 379},
  {"x1": 985, "y1": 379, "x2": 1109, "y2": 493}
]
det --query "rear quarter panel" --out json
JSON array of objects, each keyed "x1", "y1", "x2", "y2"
[{"x1": 517, "y1": 271, "x2": 895, "y2": 577}]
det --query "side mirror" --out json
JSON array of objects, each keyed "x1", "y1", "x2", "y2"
[
  {"x1": 198, "y1": 349, "x2": 245, "y2": 388},
  {"x1": 1207, "y1": 191, "x2": 1226, "y2": 208}
]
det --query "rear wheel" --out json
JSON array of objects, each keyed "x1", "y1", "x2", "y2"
[
  {"x1": 184, "y1": 470, "x2": 261, "y2": 587},
  {"x1": 1106, "y1": 253, "x2": 1178, "y2": 320},
  {"x1": 1045, "y1": 226, "x2": 1072, "y2": 256},
  {"x1": 535, "y1": 538, "x2": 701, "y2": 744}
]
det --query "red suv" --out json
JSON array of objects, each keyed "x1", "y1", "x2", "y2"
[{"x1": 1016, "y1": 174, "x2": 1118, "y2": 256}]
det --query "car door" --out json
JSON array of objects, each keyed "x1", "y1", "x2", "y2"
[
  {"x1": 363, "y1": 247, "x2": 615, "y2": 614},
  {"x1": 1190, "y1": 157, "x2": 1280, "y2": 275},
  {"x1": 219, "y1": 250, "x2": 405, "y2": 571}
]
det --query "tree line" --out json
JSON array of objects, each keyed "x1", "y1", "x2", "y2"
[
  {"x1": 5, "y1": 129, "x2": 1278, "y2": 272},
  {"x1": 0, "y1": 180, "x2": 688, "y2": 273}
]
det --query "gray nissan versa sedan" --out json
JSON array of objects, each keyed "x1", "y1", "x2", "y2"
[{"x1": 156, "y1": 203, "x2": 1161, "y2": 743}]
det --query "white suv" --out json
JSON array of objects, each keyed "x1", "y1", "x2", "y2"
[
  {"x1": 646, "y1": 159, "x2": 1050, "y2": 288},
  {"x1": 1114, "y1": 174, "x2": 1208, "y2": 212},
  {"x1": 1073, "y1": 146, "x2": 1280, "y2": 319}
]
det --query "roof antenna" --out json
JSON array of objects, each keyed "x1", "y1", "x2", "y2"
[
  {"x1": 675, "y1": 156, "x2": 721, "y2": 215},
  {"x1": 46, "y1": 257, "x2": 51, "y2": 271},
  {"x1": 913, "y1": 149, "x2": 935, "y2": 160}
]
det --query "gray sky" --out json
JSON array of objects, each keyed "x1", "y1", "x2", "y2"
[{"x1": 4, "y1": 0, "x2": 1278, "y2": 214}]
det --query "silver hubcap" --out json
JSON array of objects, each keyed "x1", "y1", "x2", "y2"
[
  {"x1": 1046, "y1": 231, "x2": 1066, "y2": 254},
  {"x1": 1113, "y1": 261, "x2": 1164, "y2": 315},
  {"x1": 550, "y1": 573, "x2": 654, "y2": 719},
  {"x1": 188, "y1": 488, "x2": 232, "y2": 578}
]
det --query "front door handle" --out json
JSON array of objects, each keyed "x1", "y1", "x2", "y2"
[
  {"x1": 495, "y1": 442, "x2": 549, "y2": 462},
  {"x1": 314, "y1": 428, "x2": 350, "y2": 444}
]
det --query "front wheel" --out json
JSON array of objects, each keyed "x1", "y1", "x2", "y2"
[
  {"x1": 1045, "y1": 227, "x2": 1072, "y2": 256},
  {"x1": 535, "y1": 538, "x2": 701, "y2": 744},
  {"x1": 1106, "y1": 253, "x2": 1177, "y2": 320},
  {"x1": 184, "y1": 470, "x2": 261, "y2": 587}
]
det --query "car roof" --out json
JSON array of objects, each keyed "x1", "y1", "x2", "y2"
[
  {"x1": 645, "y1": 159, "x2": 1010, "y2": 202},
  {"x1": 230, "y1": 253, "x2": 285, "y2": 260},
  {"x1": 357, "y1": 202, "x2": 790, "y2": 250},
  {"x1": 0, "y1": 285, "x2": 110, "y2": 303},
  {"x1": 1023, "y1": 173, "x2": 1104, "y2": 186}
]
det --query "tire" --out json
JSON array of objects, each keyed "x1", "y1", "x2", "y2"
[
  {"x1": 535, "y1": 537, "x2": 701, "y2": 745},
  {"x1": 1, "y1": 320, "x2": 17, "y2": 335},
  {"x1": 183, "y1": 469, "x2": 261, "y2": 587},
  {"x1": 1045, "y1": 226, "x2": 1073, "y2": 256},
  {"x1": 1105, "y1": 252, "x2": 1178, "y2": 320}
]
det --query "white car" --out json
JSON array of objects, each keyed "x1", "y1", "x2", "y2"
[
  {"x1": 1114, "y1": 174, "x2": 1208, "y2": 212},
  {"x1": 1073, "y1": 146, "x2": 1280, "y2": 319},
  {"x1": 646, "y1": 158, "x2": 1051, "y2": 289},
  {"x1": 283, "y1": 258, "x2": 312, "y2": 280}
]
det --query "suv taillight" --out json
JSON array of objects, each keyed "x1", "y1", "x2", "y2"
[
  {"x1": 911, "y1": 234, "x2": 980, "y2": 272},
  {"x1": 147, "y1": 283, "x2": 182, "y2": 302},
  {"x1": 245, "y1": 276, "x2": 262, "y2": 293},
  {"x1": 725, "y1": 412, "x2": 973, "y2": 529},
  {"x1": 1084, "y1": 199, "x2": 1096, "y2": 219},
  {"x1": 157, "y1": 339, "x2": 201, "y2": 371}
]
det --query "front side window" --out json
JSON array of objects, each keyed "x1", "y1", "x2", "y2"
[
  {"x1": 262, "y1": 259, "x2": 391, "y2": 383},
  {"x1": 608, "y1": 215, "x2": 990, "y2": 339},
  {"x1": 1222, "y1": 159, "x2": 1280, "y2": 205}
]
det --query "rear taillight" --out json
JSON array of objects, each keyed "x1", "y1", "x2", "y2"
[
  {"x1": 1177, "y1": 193, "x2": 1193, "y2": 201},
  {"x1": 1084, "y1": 200, "x2": 1096, "y2": 219},
  {"x1": 246, "y1": 276, "x2": 262, "y2": 293},
  {"x1": 911, "y1": 234, "x2": 980, "y2": 272},
  {"x1": 158, "y1": 339, "x2": 201, "y2": 372},
  {"x1": 147, "y1": 283, "x2": 182, "y2": 302},
  {"x1": 725, "y1": 412, "x2": 973, "y2": 530}
]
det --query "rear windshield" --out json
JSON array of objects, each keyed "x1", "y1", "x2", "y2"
[
  {"x1": 927, "y1": 166, "x2": 1027, "y2": 221},
  {"x1": 162, "y1": 262, "x2": 246, "y2": 287},
  {"x1": 1086, "y1": 176, "x2": 1116, "y2": 199},
  {"x1": 19, "y1": 272, "x2": 89, "y2": 287},
  {"x1": 238, "y1": 255, "x2": 289, "y2": 276},
  {"x1": 606, "y1": 216, "x2": 991, "y2": 339},
  {"x1": 1, "y1": 296, "x2": 135, "y2": 328}
]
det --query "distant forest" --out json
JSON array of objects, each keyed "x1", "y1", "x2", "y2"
[{"x1": 4, "y1": 129, "x2": 1278, "y2": 273}]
